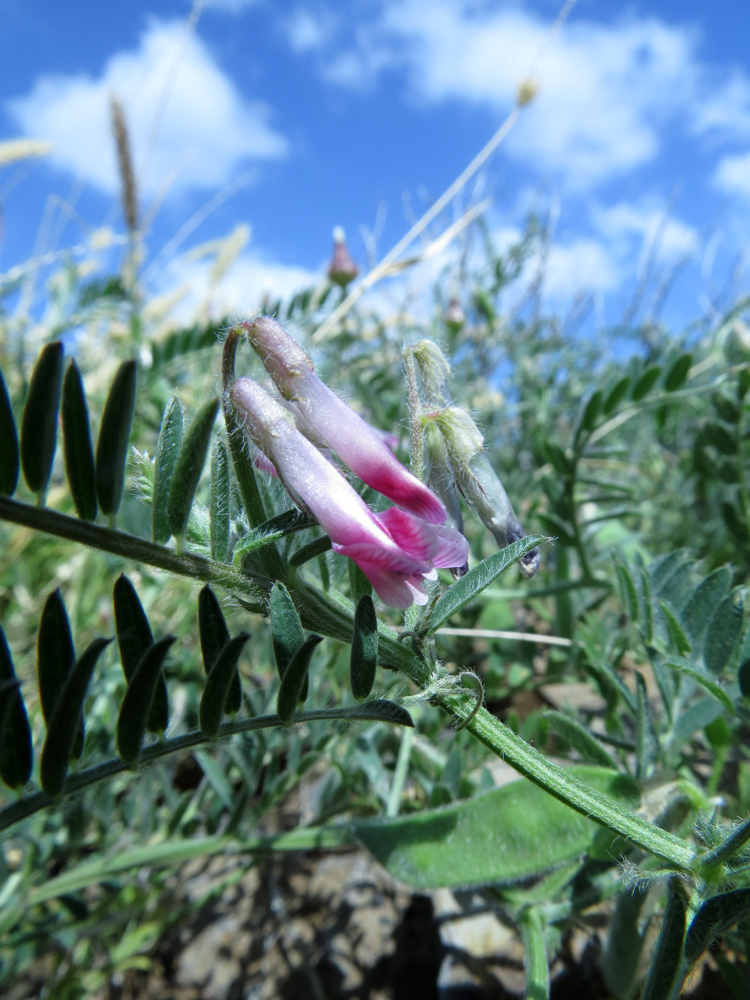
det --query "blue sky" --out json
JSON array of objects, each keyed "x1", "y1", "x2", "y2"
[{"x1": 1, "y1": 0, "x2": 749, "y2": 335}]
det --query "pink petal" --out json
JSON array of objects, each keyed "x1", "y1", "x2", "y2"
[
  {"x1": 374, "y1": 507, "x2": 440, "y2": 565},
  {"x1": 432, "y1": 524, "x2": 471, "y2": 569}
]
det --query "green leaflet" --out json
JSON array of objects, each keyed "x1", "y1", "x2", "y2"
[
  {"x1": 421, "y1": 534, "x2": 545, "y2": 635},
  {"x1": 0, "y1": 367, "x2": 19, "y2": 497},
  {"x1": 640, "y1": 881, "x2": 687, "y2": 1000},
  {"x1": 209, "y1": 438, "x2": 230, "y2": 562},
  {"x1": 680, "y1": 567, "x2": 732, "y2": 645},
  {"x1": 198, "y1": 585, "x2": 241, "y2": 716},
  {"x1": 61, "y1": 360, "x2": 97, "y2": 521},
  {"x1": 37, "y1": 589, "x2": 83, "y2": 759},
  {"x1": 151, "y1": 396, "x2": 183, "y2": 544},
  {"x1": 664, "y1": 352, "x2": 692, "y2": 392},
  {"x1": 353, "y1": 766, "x2": 640, "y2": 890},
  {"x1": 40, "y1": 638, "x2": 111, "y2": 798},
  {"x1": 199, "y1": 633, "x2": 251, "y2": 738},
  {"x1": 270, "y1": 582, "x2": 305, "y2": 681},
  {"x1": 277, "y1": 635, "x2": 322, "y2": 723},
  {"x1": 167, "y1": 397, "x2": 218, "y2": 541},
  {"x1": 704, "y1": 593, "x2": 744, "y2": 674},
  {"x1": 350, "y1": 594, "x2": 378, "y2": 701},
  {"x1": 113, "y1": 575, "x2": 168, "y2": 734},
  {"x1": 657, "y1": 599, "x2": 692, "y2": 657},
  {"x1": 631, "y1": 364, "x2": 661, "y2": 401},
  {"x1": 603, "y1": 375, "x2": 630, "y2": 414},
  {"x1": 663, "y1": 658, "x2": 733, "y2": 713},
  {"x1": 116, "y1": 636, "x2": 176, "y2": 765},
  {"x1": 684, "y1": 888, "x2": 750, "y2": 966},
  {"x1": 0, "y1": 627, "x2": 32, "y2": 790},
  {"x1": 20, "y1": 341, "x2": 64, "y2": 499},
  {"x1": 95, "y1": 359, "x2": 137, "y2": 519}
]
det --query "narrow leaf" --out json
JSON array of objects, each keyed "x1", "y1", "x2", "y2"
[
  {"x1": 614, "y1": 561, "x2": 639, "y2": 621},
  {"x1": 198, "y1": 585, "x2": 241, "y2": 715},
  {"x1": 681, "y1": 568, "x2": 731, "y2": 645},
  {"x1": 684, "y1": 888, "x2": 750, "y2": 966},
  {"x1": 704, "y1": 594, "x2": 744, "y2": 674},
  {"x1": 663, "y1": 659, "x2": 733, "y2": 713},
  {"x1": 151, "y1": 396, "x2": 183, "y2": 544},
  {"x1": 277, "y1": 635, "x2": 322, "y2": 723},
  {"x1": 232, "y1": 509, "x2": 316, "y2": 566},
  {"x1": 209, "y1": 438, "x2": 230, "y2": 562},
  {"x1": 20, "y1": 341, "x2": 63, "y2": 497},
  {"x1": 95, "y1": 359, "x2": 137, "y2": 517},
  {"x1": 289, "y1": 535, "x2": 333, "y2": 567},
  {"x1": 578, "y1": 388, "x2": 603, "y2": 437},
  {"x1": 353, "y1": 766, "x2": 639, "y2": 890},
  {"x1": 603, "y1": 375, "x2": 630, "y2": 415},
  {"x1": 348, "y1": 560, "x2": 372, "y2": 603},
  {"x1": 635, "y1": 672, "x2": 657, "y2": 780},
  {"x1": 0, "y1": 368, "x2": 19, "y2": 496},
  {"x1": 270, "y1": 582, "x2": 304, "y2": 680},
  {"x1": 544, "y1": 711, "x2": 619, "y2": 769},
  {"x1": 640, "y1": 881, "x2": 687, "y2": 1000},
  {"x1": 37, "y1": 589, "x2": 84, "y2": 759},
  {"x1": 664, "y1": 353, "x2": 692, "y2": 392},
  {"x1": 167, "y1": 397, "x2": 218, "y2": 540},
  {"x1": 423, "y1": 534, "x2": 545, "y2": 635},
  {"x1": 350, "y1": 594, "x2": 378, "y2": 701},
  {"x1": 657, "y1": 600, "x2": 692, "y2": 656},
  {"x1": 631, "y1": 365, "x2": 661, "y2": 401},
  {"x1": 116, "y1": 636, "x2": 175, "y2": 765},
  {"x1": 114, "y1": 574, "x2": 168, "y2": 733},
  {"x1": 0, "y1": 627, "x2": 32, "y2": 789},
  {"x1": 40, "y1": 637, "x2": 111, "y2": 798},
  {"x1": 37, "y1": 589, "x2": 75, "y2": 724},
  {"x1": 199, "y1": 633, "x2": 251, "y2": 738},
  {"x1": 61, "y1": 360, "x2": 97, "y2": 520},
  {"x1": 345, "y1": 699, "x2": 414, "y2": 727}
]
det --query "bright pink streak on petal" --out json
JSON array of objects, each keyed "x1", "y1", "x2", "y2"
[
  {"x1": 230, "y1": 378, "x2": 448, "y2": 608},
  {"x1": 244, "y1": 316, "x2": 447, "y2": 524}
]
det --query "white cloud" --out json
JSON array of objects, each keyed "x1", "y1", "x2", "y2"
[
  {"x1": 593, "y1": 202, "x2": 699, "y2": 264},
  {"x1": 538, "y1": 238, "x2": 621, "y2": 300},
  {"x1": 162, "y1": 249, "x2": 320, "y2": 322},
  {"x1": 693, "y1": 71, "x2": 750, "y2": 137},
  {"x1": 319, "y1": 1, "x2": 700, "y2": 187},
  {"x1": 6, "y1": 20, "x2": 288, "y2": 202},
  {"x1": 286, "y1": 8, "x2": 335, "y2": 52},
  {"x1": 712, "y1": 150, "x2": 750, "y2": 200}
]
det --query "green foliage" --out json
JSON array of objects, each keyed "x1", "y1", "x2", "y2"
[{"x1": 2, "y1": 220, "x2": 750, "y2": 999}]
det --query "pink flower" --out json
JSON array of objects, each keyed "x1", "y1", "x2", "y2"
[
  {"x1": 239, "y1": 316, "x2": 447, "y2": 525},
  {"x1": 229, "y1": 378, "x2": 468, "y2": 608}
]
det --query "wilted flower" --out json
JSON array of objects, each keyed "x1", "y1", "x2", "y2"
[
  {"x1": 240, "y1": 316, "x2": 447, "y2": 524},
  {"x1": 228, "y1": 378, "x2": 468, "y2": 607},
  {"x1": 327, "y1": 226, "x2": 359, "y2": 288}
]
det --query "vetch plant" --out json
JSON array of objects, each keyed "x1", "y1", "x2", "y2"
[{"x1": 1, "y1": 289, "x2": 750, "y2": 998}]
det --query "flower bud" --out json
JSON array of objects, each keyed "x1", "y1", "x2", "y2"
[
  {"x1": 444, "y1": 298, "x2": 466, "y2": 336},
  {"x1": 437, "y1": 407, "x2": 540, "y2": 578},
  {"x1": 327, "y1": 226, "x2": 359, "y2": 288},
  {"x1": 411, "y1": 339, "x2": 452, "y2": 407}
]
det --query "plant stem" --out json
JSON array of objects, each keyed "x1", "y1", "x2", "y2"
[
  {"x1": 0, "y1": 496, "x2": 266, "y2": 604},
  {"x1": 0, "y1": 703, "x2": 406, "y2": 834}
]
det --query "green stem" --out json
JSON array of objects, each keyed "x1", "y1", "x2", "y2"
[
  {"x1": 520, "y1": 908, "x2": 550, "y2": 1000},
  {"x1": 0, "y1": 496, "x2": 266, "y2": 604},
  {"x1": 386, "y1": 726, "x2": 414, "y2": 817},
  {"x1": 0, "y1": 704, "x2": 406, "y2": 834}
]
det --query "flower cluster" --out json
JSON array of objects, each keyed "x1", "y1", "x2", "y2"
[{"x1": 225, "y1": 318, "x2": 468, "y2": 608}]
